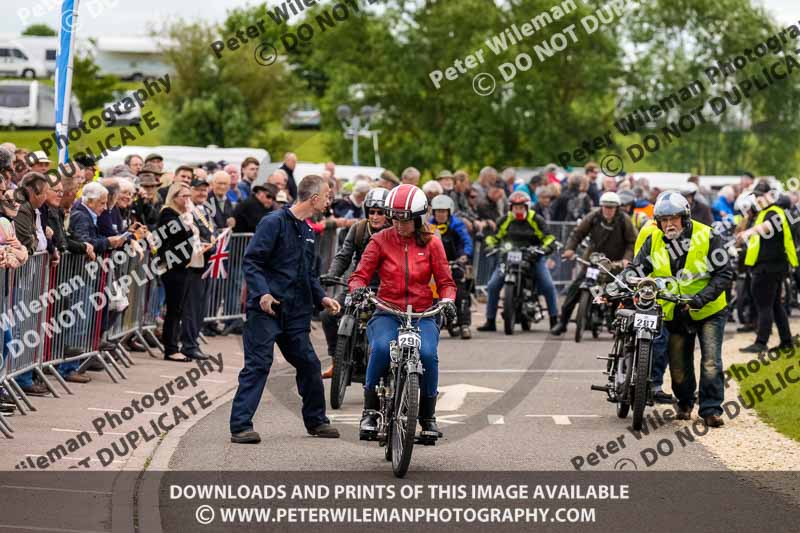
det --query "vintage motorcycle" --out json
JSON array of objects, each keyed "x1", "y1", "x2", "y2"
[
  {"x1": 320, "y1": 275, "x2": 374, "y2": 410},
  {"x1": 591, "y1": 276, "x2": 690, "y2": 430},
  {"x1": 573, "y1": 253, "x2": 618, "y2": 343},
  {"x1": 488, "y1": 241, "x2": 559, "y2": 335},
  {"x1": 354, "y1": 291, "x2": 445, "y2": 478}
]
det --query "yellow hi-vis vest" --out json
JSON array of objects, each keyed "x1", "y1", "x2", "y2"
[
  {"x1": 649, "y1": 221, "x2": 727, "y2": 321},
  {"x1": 744, "y1": 205, "x2": 798, "y2": 268},
  {"x1": 634, "y1": 219, "x2": 658, "y2": 256}
]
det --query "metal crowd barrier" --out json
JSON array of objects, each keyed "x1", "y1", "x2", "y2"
[
  {"x1": 471, "y1": 221, "x2": 580, "y2": 291},
  {"x1": 204, "y1": 232, "x2": 252, "y2": 325}
]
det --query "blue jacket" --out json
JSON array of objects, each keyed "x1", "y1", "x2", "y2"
[
  {"x1": 429, "y1": 213, "x2": 473, "y2": 260},
  {"x1": 68, "y1": 202, "x2": 109, "y2": 254},
  {"x1": 237, "y1": 180, "x2": 251, "y2": 201},
  {"x1": 712, "y1": 196, "x2": 734, "y2": 222},
  {"x1": 243, "y1": 208, "x2": 326, "y2": 314}
]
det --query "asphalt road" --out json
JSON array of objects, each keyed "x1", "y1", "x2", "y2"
[{"x1": 170, "y1": 307, "x2": 730, "y2": 473}]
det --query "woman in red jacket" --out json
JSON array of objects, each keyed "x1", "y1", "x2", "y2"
[{"x1": 349, "y1": 184, "x2": 457, "y2": 441}]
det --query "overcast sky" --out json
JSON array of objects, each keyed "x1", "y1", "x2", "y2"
[{"x1": 2, "y1": 0, "x2": 799, "y2": 37}]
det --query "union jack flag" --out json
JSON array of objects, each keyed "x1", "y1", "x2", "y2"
[{"x1": 203, "y1": 229, "x2": 231, "y2": 280}]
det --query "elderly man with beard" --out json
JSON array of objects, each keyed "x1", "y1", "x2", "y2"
[{"x1": 622, "y1": 191, "x2": 734, "y2": 427}]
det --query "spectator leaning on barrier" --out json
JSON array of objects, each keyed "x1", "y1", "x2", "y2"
[
  {"x1": 15, "y1": 172, "x2": 51, "y2": 255},
  {"x1": 45, "y1": 176, "x2": 94, "y2": 259},
  {"x1": 180, "y1": 178, "x2": 216, "y2": 359},
  {"x1": 0, "y1": 148, "x2": 40, "y2": 395},
  {"x1": 69, "y1": 182, "x2": 127, "y2": 256},
  {"x1": 157, "y1": 182, "x2": 201, "y2": 362},
  {"x1": 233, "y1": 183, "x2": 276, "y2": 233},
  {"x1": 208, "y1": 170, "x2": 236, "y2": 230}
]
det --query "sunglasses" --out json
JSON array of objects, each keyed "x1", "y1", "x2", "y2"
[{"x1": 368, "y1": 208, "x2": 384, "y2": 216}]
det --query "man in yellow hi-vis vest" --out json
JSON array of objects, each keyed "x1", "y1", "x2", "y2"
[
  {"x1": 624, "y1": 191, "x2": 734, "y2": 428},
  {"x1": 736, "y1": 181, "x2": 798, "y2": 354}
]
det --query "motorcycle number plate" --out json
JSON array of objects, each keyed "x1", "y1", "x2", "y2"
[
  {"x1": 634, "y1": 313, "x2": 658, "y2": 330},
  {"x1": 585, "y1": 267, "x2": 600, "y2": 280},
  {"x1": 398, "y1": 332, "x2": 421, "y2": 349},
  {"x1": 507, "y1": 251, "x2": 523, "y2": 264},
  {"x1": 344, "y1": 294, "x2": 352, "y2": 306}
]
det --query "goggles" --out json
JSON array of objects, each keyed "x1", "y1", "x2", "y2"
[{"x1": 386, "y1": 208, "x2": 414, "y2": 221}]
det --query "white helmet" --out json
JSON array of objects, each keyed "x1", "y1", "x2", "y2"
[
  {"x1": 654, "y1": 190, "x2": 690, "y2": 219},
  {"x1": 680, "y1": 182, "x2": 699, "y2": 196},
  {"x1": 599, "y1": 192, "x2": 621, "y2": 207},
  {"x1": 431, "y1": 194, "x2": 455, "y2": 213},
  {"x1": 384, "y1": 184, "x2": 428, "y2": 221},
  {"x1": 364, "y1": 187, "x2": 390, "y2": 210}
]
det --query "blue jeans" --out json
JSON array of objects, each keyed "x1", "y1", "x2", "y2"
[
  {"x1": 667, "y1": 314, "x2": 725, "y2": 417},
  {"x1": 5, "y1": 327, "x2": 34, "y2": 387},
  {"x1": 365, "y1": 313, "x2": 439, "y2": 398},
  {"x1": 650, "y1": 325, "x2": 669, "y2": 389},
  {"x1": 229, "y1": 309, "x2": 328, "y2": 434},
  {"x1": 485, "y1": 257, "x2": 558, "y2": 321}
]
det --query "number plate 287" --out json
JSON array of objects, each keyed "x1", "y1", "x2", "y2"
[{"x1": 634, "y1": 313, "x2": 658, "y2": 330}]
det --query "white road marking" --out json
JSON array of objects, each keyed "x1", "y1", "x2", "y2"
[
  {"x1": 437, "y1": 384, "x2": 502, "y2": 411},
  {"x1": 51, "y1": 428, "x2": 126, "y2": 436},
  {"x1": 87, "y1": 407, "x2": 162, "y2": 416},
  {"x1": 159, "y1": 375, "x2": 227, "y2": 384},
  {"x1": 525, "y1": 415, "x2": 601, "y2": 425},
  {"x1": 440, "y1": 369, "x2": 597, "y2": 374},
  {"x1": 487, "y1": 415, "x2": 505, "y2": 425},
  {"x1": 124, "y1": 390, "x2": 190, "y2": 399}
]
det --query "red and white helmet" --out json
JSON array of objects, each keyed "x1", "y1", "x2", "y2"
[{"x1": 384, "y1": 184, "x2": 428, "y2": 221}]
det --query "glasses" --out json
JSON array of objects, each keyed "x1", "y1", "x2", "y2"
[
  {"x1": 265, "y1": 195, "x2": 275, "y2": 200},
  {"x1": 2, "y1": 197, "x2": 18, "y2": 207},
  {"x1": 52, "y1": 189, "x2": 64, "y2": 195},
  {"x1": 368, "y1": 208, "x2": 384, "y2": 216}
]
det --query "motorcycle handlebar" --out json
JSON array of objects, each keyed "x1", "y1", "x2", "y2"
[{"x1": 361, "y1": 293, "x2": 444, "y2": 319}]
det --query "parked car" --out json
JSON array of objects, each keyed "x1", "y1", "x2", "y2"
[
  {"x1": 103, "y1": 90, "x2": 143, "y2": 126},
  {"x1": 283, "y1": 102, "x2": 321, "y2": 129},
  {"x1": 0, "y1": 44, "x2": 47, "y2": 79}
]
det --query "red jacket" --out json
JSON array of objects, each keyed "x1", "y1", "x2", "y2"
[{"x1": 349, "y1": 227, "x2": 456, "y2": 312}]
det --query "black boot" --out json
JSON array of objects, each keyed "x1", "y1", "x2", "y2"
[
  {"x1": 359, "y1": 390, "x2": 380, "y2": 440},
  {"x1": 549, "y1": 316, "x2": 558, "y2": 329},
  {"x1": 550, "y1": 320, "x2": 567, "y2": 336},
  {"x1": 477, "y1": 321, "x2": 496, "y2": 332},
  {"x1": 418, "y1": 395, "x2": 442, "y2": 440}
]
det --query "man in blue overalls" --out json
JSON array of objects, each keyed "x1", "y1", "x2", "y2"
[{"x1": 230, "y1": 174, "x2": 342, "y2": 443}]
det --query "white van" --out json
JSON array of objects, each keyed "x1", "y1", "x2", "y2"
[
  {"x1": 0, "y1": 43, "x2": 47, "y2": 79},
  {"x1": 0, "y1": 81, "x2": 82, "y2": 128}
]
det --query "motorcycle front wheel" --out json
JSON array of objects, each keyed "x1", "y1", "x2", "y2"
[
  {"x1": 503, "y1": 283, "x2": 516, "y2": 335},
  {"x1": 330, "y1": 334, "x2": 352, "y2": 410},
  {"x1": 392, "y1": 369, "x2": 419, "y2": 478},
  {"x1": 575, "y1": 291, "x2": 591, "y2": 343},
  {"x1": 631, "y1": 338, "x2": 652, "y2": 431}
]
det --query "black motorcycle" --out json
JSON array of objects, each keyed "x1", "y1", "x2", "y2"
[
  {"x1": 574, "y1": 253, "x2": 618, "y2": 343},
  {"x1": 355, "y1": 291, "x2": 445, "y2": 478},
  {"x1": 591, "y1": 276, "x2": 690, "y2": 430},
  {"x1": 320, "y1": 275, "x2": 373, "y2": 410},
  {"x1": 488, "y1": 242, "x2": 559, "y2": 335}
]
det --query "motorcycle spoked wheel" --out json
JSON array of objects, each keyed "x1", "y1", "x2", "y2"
[
  {"x1": 330, "y1": 334, "x2": 353, "y2": 410},
  {"x1": 391, "y1": 369, "x2": 419, "y2": 478},
  {"x1": 503, "y1": 283, "x2": 516, "y2": 335}
]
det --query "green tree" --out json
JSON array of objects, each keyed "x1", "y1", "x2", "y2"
[
  {"x1": 72, "y1": 55, "x2": 118, "y2": 111},
  {"x1": 158, "y1": 18, "x2": 301, "y2": 148},
  {"x1": 22, "y1": 24, "x2": 57, "y2": 36}
]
